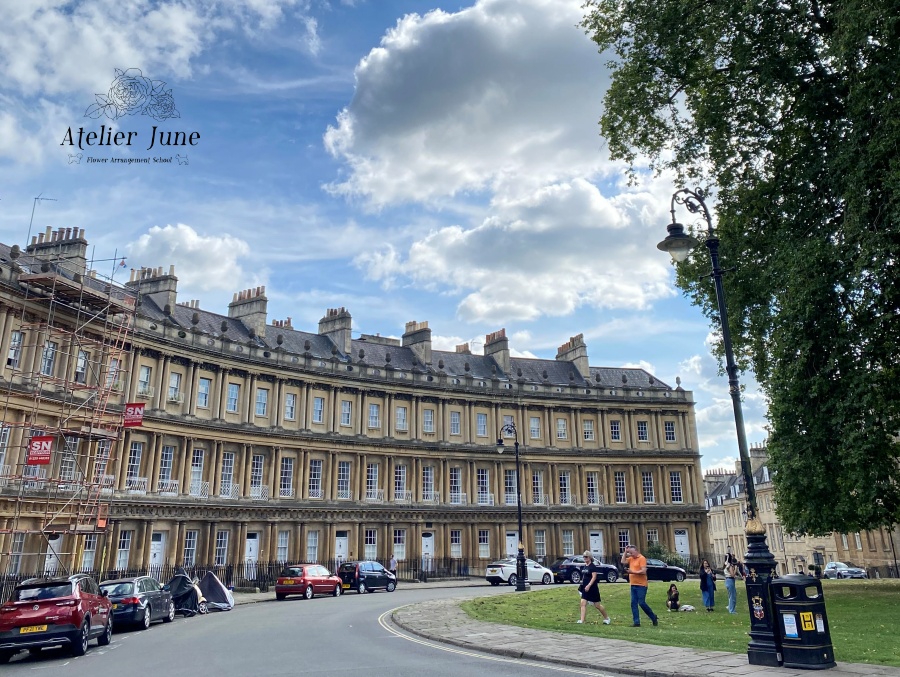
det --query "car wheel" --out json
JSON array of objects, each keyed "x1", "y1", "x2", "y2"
[
  {"x1": 570, "y1": 571, "x2": 582, "y2": 585},
  {"x1": 98, "y1": 617, "x2": 113, "y2": 646},
  {"x1": 140, "y1": 605, "x2": 151, "y2": 630},
  {"x1": 71, "y1": 620, "x2": 90, "y2": 656},
  {"x1": 507, "y1": 574, "x2": 518, "y2": 587},
  {"x1": 304, "y1": 585, "x2": 314, "y2": 600},
  {"x1": 540, "y1": 573, "x2": 551, "y2": 585},
  {"x1": 606, "y1": 570, "x2": 619, "y2": 583},
  {"x1": 163, "y1": 601, "x2": 175, "y2": 623},
  {"x1": 276, "y1": 593, "x2": 286, "y2": 601},
  {"x1": 837, "y1": 573, "x2": 843, "y2": 579},
  {"x1": 386, "y1": 580, "x2": 397, "y2": 592},
  {"x1": 333, "y1": 584, "x2": 342, "y2": 597},
  {"x1": 198, "y1": 601, "x2": 209, "y2": 614},
  {"x1": 675, "y1": 572, "x2": 685, "y2": 583},
  {"x1": 357, "y1": 581, "x2": 367, "y2": 594}
]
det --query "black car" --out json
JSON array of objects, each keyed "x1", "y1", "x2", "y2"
[
  {"x1": 100, "y1": 576, "x2": 174, "y2": 629},
  {"x1": 337, "y1": 561, "x2": 397, "y2": 593},
  {"x1": 549, "y1": 555, "x2": 619, "y2": 584},
  {"x1": 621, "y1": 558, "x2": 687, "y2": 582}
]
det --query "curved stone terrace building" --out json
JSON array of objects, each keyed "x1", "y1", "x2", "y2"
[{"x1": 0, "y1": 231, "x2": 707, "y2": 577}]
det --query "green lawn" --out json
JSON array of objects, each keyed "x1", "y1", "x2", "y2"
[{"x1": 460, "y1": 579, "x2": 900, "y2": 667}]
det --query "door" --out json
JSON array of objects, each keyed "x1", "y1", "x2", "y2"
[
  {"x1": 43, "y1": 536, "x2": 62, "y2": 575},
  {"x1": 334, "y1": 531, "x2": 349, "y2": 564},
  {"x1": 245, "y1": 533, "x2": 259, "y2": 579},
  {"x1": 674, "y1": 529, "x2": 690, "y2": 557},
  {"x1": 589, "y1": 531, "x2": 604, "y2": 559},
  {"x1": 506, "y1": 531, "x2": 518, "y2": 558},
  {"x1": 421, "y1": 532, "x2": 434, "y2": 572},
  {"x1": 149, "y1": 532, "x2": 166, "y2": 577}
]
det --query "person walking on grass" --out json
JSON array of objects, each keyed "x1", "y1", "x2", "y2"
[
  {"x1": 621, "y1": 544, "x2": 658, "y2": 627},
  {"x1": 577, "y1": 551, "x2": 611, "y2": 625}
]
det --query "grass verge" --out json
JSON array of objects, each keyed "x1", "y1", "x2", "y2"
[{"x1": 460, "y1": 578, "x2": 900, "y2": 667}]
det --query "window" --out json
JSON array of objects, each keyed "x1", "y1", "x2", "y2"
[
  {"x1": 158, "y1": 445, "x2": 175, "y2": 482},
  {"x1": 669, "y1": 471, "x2": 683, "y2": 503},
  {"x1": 253, "y1": 388, "x2": 267, "y2": 416},
  {"x1": 277, "y1": 531, "x2": 290, "y2": 562},
  {"x1": 530, "y1": 417, "x2": 540, "y2": 439},
  {"x1": 532, "y1": 470, "x2": 544, "y2": 503},
  {"x1": 106, "y1": 357, "x2": 121, "y2": 388},
  {"x1": 504, "y1": 469, "x2": 517, "y2": 505},
  {"x1": 393, "y1": 529, "x2": 406, "y2": 560},
  {"x1": 40, "y1": 340, "x2": 58, "y2": 375},
  {"x1": 337, "y1": 461, "x2": 351, "y2": 499},
  {"x1": 60, "y1": 436, "x2": 78, "y2": 480},
  {"x1": 395, "y1": 406, "x2": 407, "y2": 431},
  {"x1": 280, "y1": 457, "x2": 294, "y2": 497},
  {"x1": 586, "y1": 471, "x2": 599, "y2": 505},
  {"x1": 364, "y1": 528, "x2": 377, "y2": 560},
  {"x1": 477, "y1": 468, "x2": 490, "y2": 503},
  {"x1": 250, "y1": 454, "x2": 264, "y2": 491},
  {"x1": 308, "y1": 459, "x2": 323, "y2": 498},
  {"x1": 93, "y1": 439, "x2": 110, "y2": 479},
  {"x1": 197, "y1": 378, "x2": 211, "y2": 408},
  {"x1": 618, "y1": 529, "x2": 631, "y2": 554},
  {"x1": 284, "y1": 392, "x2": 297, "y2": 420},
  {"x1": 647, "y1": 529, "x2": 659, "y2": 544},
  {"x1": 503, "y1": 415, "x2": 514, "y2": 435},
  {"x1": 450, "y1": 530, "x2": 462, "y2": 558},
  {"x1": 312, "y1": 397, "x2": 325, "y2": 423},
  {"x1": 74, "y1": 350, "x2": 89, "y2": 384},
  {"x1": 559, "y1": 471, "x2": 572, "y2": 504},
  {"x1": 450, "y1": 411, "x2": 461, "y2": 435},
  {"x1": 168, "y1": 372, "x2": 182, "y2": 401},
  {"x1": 449, "y1": 467, "x2": 462, "y2": 503},
  {"x1": 306, "y1": 530, "x2": 319, "y2": 562},
  {"x1": 610, "y1": 420, "x2": 621, "y2": 441},
  {"x1": 126, "y1": 442, "x2": 143, "y2": 479},
  {"x1": 138, "y1": 365, "x2": 152, "y2": 396},
  {"x1": 583, "y1": 419, "x2": 595, "y2": 441},
  {"x1": 341, "y1": 400, "x2": 352, "y2": 426},
  {"x1": 366, "y1": 463, "x2": 379, "y2": 499},
  {"x1": 191, "y1": 449, "x2": 205, "y2": 487},
  {"x1": 556, "y1": 418, "x2": 567, "y2": 439},
  {"x1": 116, "y1": 530, "x2": 133, "y2": 569},
  {"x1": 642, "y1": 471, "x2": 655, "y2": 503},
  {"x1": 664, "y1": 421, "x2": 676, "y2": 442},
  {"x1": 534, "y1": 530, "x2": 546, "y2": 558},
  {"x1": 6, "y1": 330, "x2": 23, "y2": 368},
  {"x1": 854, "y1": 532, "x2": 862, "y2": 550},
  {"x1": 226, "y1": 383, "x2": 240, "y2": 413},
  {"x1": 394, "y1": 464, "x2": 407, "y2": 499},
  {"x1": 637, "y1": 420, "x2": 649, "y2": 442},
  {"x1": 478, "y1": 530, "x2": 490, "y2": 558},
  {"x1": 422, "y1": 466, "x2": 435, "y2": 500},
  {"x1": 220, "y1": 452, "x2": 235, "y2": 494},
  {"x1": 8, "y1": 533, "x2": 25, "y2": 574},
  {"x1": 562, "y1": 529, "x2": 574, "y2": 556},
  {"x1": 0, "y1": 426, "x2": 8, "y2": 470},
  {"x1": 214, "y1": 531, "x2": 229, "y2": 566},
  {"x1": 81, "y1": 534, "x2": 98, "y2": 570},
  {"x1": 368, "y1": 403, "x2": 380, "y2": 428},
  {"x1": 183, "y1": 530, "x2": 198, "y2": 567},
  {"x1": 476, "y1": 413, "x2": 487, "y2": 437},
  {"x1": 614, "y1": 470, "x2": 627, "y2": 503},
  {"x1": 423, "y1": 408, "x2": 435, "y2": 433}
]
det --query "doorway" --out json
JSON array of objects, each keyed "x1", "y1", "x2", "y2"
[
  {"x1": 149, "y1": 531, "x2": 166, "y2": 576},
  {"x1": 674, "y1": 529, "x2": 690, "y2": 557},
  {"x1": 244, "y1": 532, "x2": 259, "y2": 579},
  {"x1": 334, "y1": 531, "x2": 349, "y2": 564},
  {"x1": 589, "y1": 531, "x2": 604, "y2": 559},
  {"x1": 421, "y1": 532, "x2": 434, "y2": 572}
]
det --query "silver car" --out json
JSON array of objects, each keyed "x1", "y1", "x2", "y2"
[{"x1": 823, "y1": 561, "x2": 868, "y2": 579}]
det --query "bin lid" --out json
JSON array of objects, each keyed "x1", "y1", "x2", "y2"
[{"x1": 780, "y1": 573, "x2": 818, "y2": 584}]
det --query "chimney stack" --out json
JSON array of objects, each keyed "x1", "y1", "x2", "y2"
[
  {"x1": 556, "y1": 333, "x2": 590, "y2": 378},
  {"x1": 25, "y1": 226, "x2": 88, "y2": 277},
  {"x1": 484, "y1": 328, "x2": 510, "y2": 374},
  {"x1": 126, "y1": 265, "x2": 178, "y2": 312},
  {"x1": 402, "y1": 320, "x2": 432, "y2": 366},
  {"x1": 318, "y1": 307, "x2": 352, "y2": 354},
  {"x1": 228, "y1": 286, "x2": 268, "y2": 338}
]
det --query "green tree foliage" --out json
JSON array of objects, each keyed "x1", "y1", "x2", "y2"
[{"x1": 581, "y1": 0, "x2": 900, "y2": 535}]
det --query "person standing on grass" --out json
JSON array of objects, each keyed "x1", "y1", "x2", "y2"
[
  {"x1": 577, "y1": 551, "x2": 611, "y2": 625},
  {"x1": 699, "y1": 559, "x2": 717, "y2": 611},
  {"x1": 621, "y1": 544, "x2": 658, "y2": 627},
  {"x1": 724, "y1": 554, "x2": 743, "y2": 614}
]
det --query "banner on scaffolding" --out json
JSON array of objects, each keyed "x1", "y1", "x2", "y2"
[
  {"x1": 124, "y1": 403, "x2": 145, "y2": 427},
  {"x1": 26, "y1": 435, "x2": 54, "y2": 465}
]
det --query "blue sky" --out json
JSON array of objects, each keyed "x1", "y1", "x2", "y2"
[{"x1": 0, "y1": 0, "x2": 769, "y2": 471}]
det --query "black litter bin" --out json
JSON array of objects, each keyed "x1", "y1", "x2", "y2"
[{"x1": 771, "y1": 574, "x2": 836, "y2": 670}]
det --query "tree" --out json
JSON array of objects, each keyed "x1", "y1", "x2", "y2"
[{"x1": 581, "y1": 0, "x2": 900, "y2": 535}]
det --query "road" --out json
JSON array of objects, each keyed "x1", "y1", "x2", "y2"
[{"x1": 3, "y1": 586, "x2": 618, "y2": 676}]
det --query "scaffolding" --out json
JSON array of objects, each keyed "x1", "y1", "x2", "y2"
[{"x1": 0, "y1": 225, "x2": 135, "y2": 597}]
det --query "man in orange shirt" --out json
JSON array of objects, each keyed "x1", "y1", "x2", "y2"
[{"x1": 621, "y1": 544, "x2": 659, "y2": 627}]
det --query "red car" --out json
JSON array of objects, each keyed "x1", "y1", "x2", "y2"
[
  {"x1": 275, "y1": 564, "x2": 343, "y2": 600},
  {"x1": 0, "y1": 574, "x2": 112, "y2": 663}
]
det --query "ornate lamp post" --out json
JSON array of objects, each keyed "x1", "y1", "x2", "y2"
[
  {"x1": 657, "y1": 188, "x2": 781, "y2": 667},
  {"x1": 497, "y1": 422, "x2": 527, "y2": 592}
]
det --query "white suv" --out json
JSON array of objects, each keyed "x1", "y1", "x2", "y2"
[{"x1": 485, "y1": 558, "x2": 553, "y2": 586}]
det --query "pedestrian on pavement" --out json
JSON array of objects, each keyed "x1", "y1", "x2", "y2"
[
  {"x1": 666, "y1": 583, "x2": 680, "y2": 611},
  {"x1": 621, "y1": 544, "x2": 658, "y2": 627},
  {"x1": 577, "y1": 551, "x2": 611, "y2": 625},
  {"x1": 699, "y1": 559, "x2": 717, "y2": 611},
  {"x1": 389, "y1": 555, "x2": 398, "y2": 578},
  {"x1": 723, "y1": 554, "x2": 742, "y2": 614}
]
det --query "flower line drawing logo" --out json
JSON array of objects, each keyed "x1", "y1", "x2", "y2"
[{"x1": 85, "y1": 68, "x2": 180, "y2": 122}]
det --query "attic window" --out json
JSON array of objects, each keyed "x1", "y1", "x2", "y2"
[
  {"x1": 291, "y1": 356, "x2": 299, "y2": 363},
  {"x1": 318, "y1": 360, "x2": 326, "y2": 367},
  {"x1": 664, "y1": 392, "x2": 670, "y2": 398},
  {"x1": 479, "y1": 381, "x2": 485, "y2": 387},
  {"x1": 609, "y1": 390, "x2": 616, "y2": 396},
  {"x1": 555, "y1": 387, "x2": 563, "y2": 393},
  {"x1": 236, "y1": 346, "x2": 244, "y2": 353},
  {"x1": 530, "y1": 385, "x2": 538, "y2": 391},
  {"x1": 398, "y1": 372, "x2": 406, "y2": 378},
  {"x1": 373, "y1": 369, "x2": 381, "y2": 376},
  {"x1": 207, "y1": 339, "x2": 215, "y2": 346},
  {"x1": 503, "y1": 383, "x2": 512, "y2": 389},
  {"x1": 452, "y1": 378, "x2": 460, "y2": 385},
  {"x1": 637, "y1": 391, "x2": 644, "y2": 397}
]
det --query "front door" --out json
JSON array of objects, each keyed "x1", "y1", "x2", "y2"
[
  {"x1": 334, "y1": 531, "x2": 349, "y2": 564},
  {"x1": 589, "y1": 531, "x2": 604, "y2": 559},
  {"x1": 506, "y1": 531, "x2": 518, "y2": 558},
  {"x1": 674, "y1": 529, "x2": 690, "y2": 557},
  {"x1": 149, "y1": 532, "x2": 166, "y2": 576},
  {"x1": 43, "y1": 538, "x2": 62, "y2": 576},
  {"x1": 421, "y1": 532, "x2": 434, "y2": 572},
  {"x1": 244, "y1": 533, "x2": 259, "y2": 579}
]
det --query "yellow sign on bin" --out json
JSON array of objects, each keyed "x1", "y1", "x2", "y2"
[{"x1": 800, "y1": 611, "x2": 815, "y2": 631}]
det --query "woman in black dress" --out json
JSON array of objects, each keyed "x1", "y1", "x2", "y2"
[{"x1": 578, "y1": 551, "x2": 611, "y2": 624}]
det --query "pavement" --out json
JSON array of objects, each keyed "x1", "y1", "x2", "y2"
[{"x1": 234, "y1": 581, "x2": 900, "y2": 677}]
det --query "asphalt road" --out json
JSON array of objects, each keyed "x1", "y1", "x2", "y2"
[{"x1": 3, "y1": 586, "x2": 617, "y2": 676}]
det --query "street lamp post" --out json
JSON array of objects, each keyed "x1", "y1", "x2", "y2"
[
  {"x1": 497, "y1": 422, "x2": 527, "y2": 592},
  {"x1": 657, "y1": 188, "x2": 781, "y2": 667}
]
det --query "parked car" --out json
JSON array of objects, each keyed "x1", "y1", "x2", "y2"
[
  {"x1": 622, "y1": 558, "x2": 686, "y2": 582},
  {"x1": 0, "y1": 574, "x2": 112, "y2": 663},
  {"x1": 823, "y1": 561, "x2": 868, "y2": 579},
  {"x1": 276, "y1": 564, "x2": 343, "y2": 600},
  {"x1": 100, "y1": 576, "x2": 174, "y2": 629},
  {"x1": 549, "y1": 555, "x2": 619, "y2": 584},
  {"x1": 485, "y1": 557, "x2": 554, "y2": 586},
  {"x1": 337, "y1": 561, "x2": 397, "y2": 593}
]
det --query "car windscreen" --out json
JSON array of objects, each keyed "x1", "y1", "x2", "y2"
[
  {"x1": 281, "y1": 568, "x2": 303, "y2": 577},
  {"x1": 100, "y1": 582, "x2": 134, "y2": 596},
  {"x1": 15, "y1": 583, "x2": 73, "y2": 601},
  {"x1": 550, "y1": 558, "x2": 566, "y2": 567},
  {"x1": 339, "y1": 563, "x2": 357, "y2": 572}
]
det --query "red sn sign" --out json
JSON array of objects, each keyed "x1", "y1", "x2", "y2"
[
  {"x1": 27, "y1": 436, "x2": 54, "y2": 465},
  {"x1": 124, "y1": 403, "x2": 145, "y2": 427}
]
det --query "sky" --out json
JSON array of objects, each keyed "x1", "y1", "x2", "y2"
[{"x1": 0, "y1": 0, "x2": 769, "y2": 473}]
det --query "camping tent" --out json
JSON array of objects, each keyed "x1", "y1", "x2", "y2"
[
  {"x1": 198, "y1": 571, "x2": 234, "y2": 611},
  {"x1": 168, "y1": 569, "x2": 202, "y2": 616}
]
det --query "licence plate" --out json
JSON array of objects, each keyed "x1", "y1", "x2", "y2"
[
  {"x1": 112, "y1": 604, "x2": 119, "y2": 609},
  {"x1": 282, "y1": 579, "x2": 294, "y2": 585},
  {"x1": 20, "y1": 625, "x2": 48, "y2": 634},
  {"x1": 342, "y1": 584, "x2": 350, "y2": 589},
  {"x1": 487, "y1": 568, "x2": 498, "y2": 574}
]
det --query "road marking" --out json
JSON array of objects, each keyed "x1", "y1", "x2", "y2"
[{"x1": 377, "y1": 609, "x2": 610, "y2": 675}]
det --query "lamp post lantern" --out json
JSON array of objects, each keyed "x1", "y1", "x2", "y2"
[
  {"x1": 658, "y1": 188, "x2": 781, "y2": 667},
  {"x1": 497, "y1": 422, "x2": 527, "y2": 592}
]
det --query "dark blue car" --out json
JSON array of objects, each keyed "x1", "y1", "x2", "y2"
[{"x1": 99, "y1": 576, "x2": 174, "y2": 630}]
